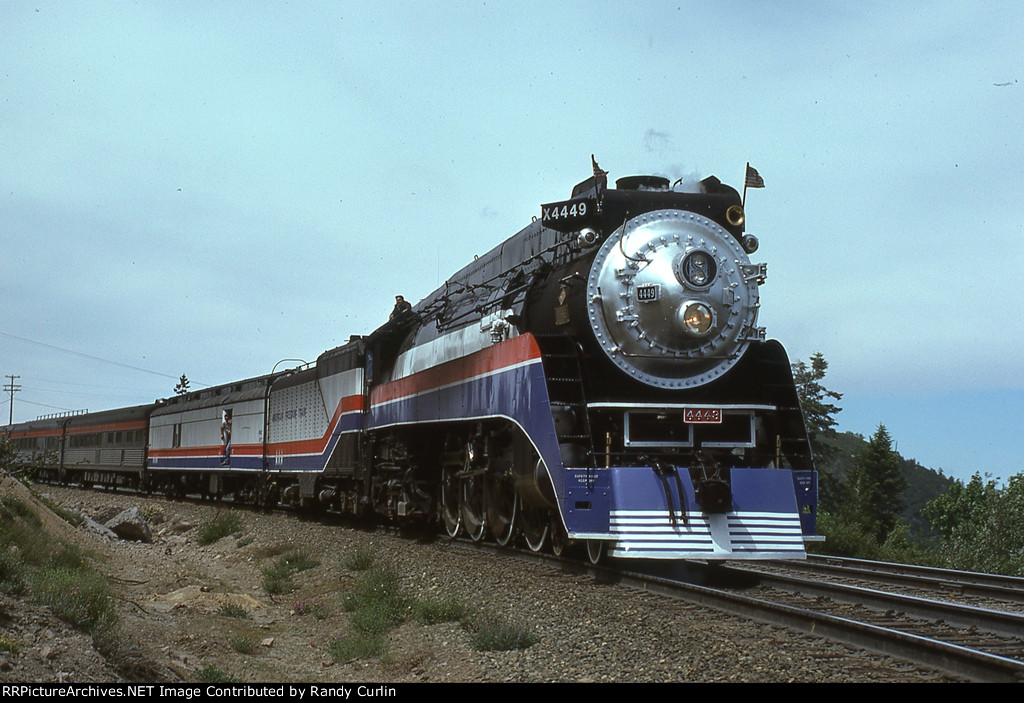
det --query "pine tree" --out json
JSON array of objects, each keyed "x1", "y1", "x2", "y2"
[
  {"x1": 792, "y1": 353, "x2": 845, "y2": 512},
  {"x1": 849, "y1": 424, "x2": 907, "y2": 543},
  {"x1": 791, "y1": 352, "x2": 843, "y2": 462},
  {"x1": 174, "y1": 374, "x2": 190, "y2": 395}
]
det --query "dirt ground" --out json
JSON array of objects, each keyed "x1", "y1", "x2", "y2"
[{"x1": 0, "y1": 476, "x2": 954, "y2": 683}]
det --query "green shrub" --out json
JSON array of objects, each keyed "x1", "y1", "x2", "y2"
[
  {"x1": 292, "y1": 597, "x2": 327, "y2": 619},
  {"x1": 0, "y1": 634, "x2": 19, "y2": 653},
  {"x1": 810, "y1": 511, "x2": 882, "y2": 559},
  {"x1": 279, "y1": 550, "x2": 318, "y2": 573},
  {"x1": 261, "y1": 566, "x2": 295, "y2": 595},
  {"x1": 261, "y1": 550, "x2": 318, "y2": 594},
  {"x1": 470, "y1": 619, "x2": 537, "y2": 651},
  {"x1": 342, "y1": 568, "x2": 410, "y2": 631},
  {"x1": 31, "y1": 567, "x2": 116, "y2": 633},
  {"x1": 331, "y1": 567, "x2": 412, "y2": 661},
  {"x1": 38, "y1": 497, "x2": 84, "y2": 527},
  {"x1": 413, "y1": 595, "x2": 468, "y2": 625},
  {"x1": 229, "y1": 635, "x2": 256, "y2": 654},
  {"x1": 0, "y1": 550, "x2": 28, "y2": 595},
  {"x1": 196, "y1": 513, "x2": 242, "y2": 546},
  {"x1": 50, "y1": 543, "x2": 89, "y2": 571},
  {"x1": 342, "y1": 545, "x2": 375, "y2": 571},
  {"x1": 328, "y1": 631, "x2": 386, "y2": 662},
  {"x1": 217, "y1": 603, "x2": 251, "y2": 619},
  {"x1": 0, "y1": 480, "x2": 117, "y2": 637},
  {"x1": 0, "y1": 495, "x2": 41, "y2": 527},
  {"x1": 0, "y1": 523, "x2": 51, "y2": 568}
]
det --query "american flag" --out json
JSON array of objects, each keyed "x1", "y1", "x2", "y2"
[{"x1": 745, "y1": 164, "x2": 765, "y2": 188}]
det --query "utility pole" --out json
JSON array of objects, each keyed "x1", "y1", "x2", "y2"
[{"x1": 4, "y1": 375, "x2": 21, "y2": 426}]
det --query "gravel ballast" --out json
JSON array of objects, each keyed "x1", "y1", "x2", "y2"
[{"x1": 0, "y1": 481, "x2": 954, "y2": 683}]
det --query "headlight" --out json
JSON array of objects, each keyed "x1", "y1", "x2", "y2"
[
  {"x1": 679, "y1": 250, "x2": 717, "y2": 288},
  {"x1": 681, "y1": 302, "x2": 714, "y2": 336}
]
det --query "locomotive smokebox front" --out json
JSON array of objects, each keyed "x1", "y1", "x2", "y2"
[{"x1": 585, "y1": 208, "x2": 766, "y2": 389}]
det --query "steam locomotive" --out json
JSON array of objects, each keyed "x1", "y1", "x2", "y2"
[{"x1": 4, "y1": 162, "x2": 817, "y2": 562}]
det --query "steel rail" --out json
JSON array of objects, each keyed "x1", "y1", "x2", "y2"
[
  {"x1": 789, "y1": 555, "x2": 1024, "y2": 603},
  {"x1": 618, "y1": 568, "x2": 1024, "y2": 683},
  {"x1": 455, "y1": 540, "x2": 1024, "y2": 682},
  {"x1": 724, "y1": 565, "x2": 1024, "y2": 638}
]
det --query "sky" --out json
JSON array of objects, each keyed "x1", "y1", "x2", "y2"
[{"x1": 1, "y1": 1, "x2": 1021, "y2": 484}]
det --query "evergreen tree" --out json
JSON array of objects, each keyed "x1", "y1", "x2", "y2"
[
  {"x1": 791, "y1": 352, "x2": 843, "y2": 462},
  {"x1": 849, "y1": 424, "x2": 907, "y2": 543},
  {"x1": 174, "y1": 374, "x2": 190, "y2": 395},
  {"x1": 792, "y1": 353, "x2": 844, "y2": 511}
]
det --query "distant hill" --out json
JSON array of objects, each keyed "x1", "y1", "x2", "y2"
[{"x1": 818, "y1": 431, "x2": 956, "y2": 536}]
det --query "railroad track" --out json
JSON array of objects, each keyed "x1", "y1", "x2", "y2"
[
  {"x1": 28, "y1": 477, "x2": 1024, "y2": 681},
  {"x1": 628, "y1": 559, "x2": 1024, "y2": 682},
  {"x1": 762, "y1": 554, "x2": 1024, "y2": 606},
  {"x1": 456, "y1": 543, "x2": 1024, "y2": 682}
]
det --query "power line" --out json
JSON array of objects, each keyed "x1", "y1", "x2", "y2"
[
  {"x1": 13, "y1": 398, "x2": 76, "y2": 412},
  {"x1": 1, "y1": 331, "x2": 203, "y2": 384},
  {"x1": 20, "y1": 375, "x2": 158, "y2": 391}
]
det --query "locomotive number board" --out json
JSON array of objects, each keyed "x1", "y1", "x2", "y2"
[
  {"x1": 540, "y1": 197, "x2": 596, "y2": 230},
  {"x1": 636, "y1": 284, "x2": 660, "y2": 302},
  {"x1": 684, "y1": 408, "x2": 723, "y2": 424}
]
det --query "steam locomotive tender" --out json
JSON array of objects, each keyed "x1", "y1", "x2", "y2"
[{"x1": 5, "y1": 165, "x2": 817, "y2": 562}]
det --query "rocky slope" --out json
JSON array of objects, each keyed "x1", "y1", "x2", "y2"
[{"x1": 0, "y1": 477, "x2": 953, "y2": 683}]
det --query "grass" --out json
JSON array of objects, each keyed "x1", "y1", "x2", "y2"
[
  {"x1": 229, "y1": 635, "x2": 256, "y2": 654},
  {"x1": 262, "y1": 570, "x2": 293, "y2": 595},
  {"x1": 342, "y1": 568, "x2": 410, "y2": 634},
  {"x1": 217, "y1": 603, "x2": 251, "y2": 619},
  {"x1": 0, "y1": 488, "x2": 117, "y2": 635},
  {"x1": 330, "y1": 567, "x2": 411, "y2": 661},
  {"x1": 279, "y1": 550, "x2": 318, "y2": 572},
  {"x1": 33, "y1": 568, "x2": 117, "y2": 633},
  {"x1": 196, "y1": 512, "x2": 243, "y2": 545},
  {"x1": 342, "y1": 545, "x2": 376, "y2": 571},
  {"x1": 0, "y1": 550, "x2": 28, "y2": 595},
  {"x1": 469, "y1": 618, "x2": 537, "y2": 651},
  {"x1": 195, "y1": 664, "x2": 240, "y2": 683},
  {"x1": 50, "y1": 543, "x2": 90, "y2": 571},
  {"x1": 0, "y1": 634, "x2": 19, "y2": 653},
  {"x1": 329, "y1": 568, "x2": 508, "y2": 663},
  {"x1": 1, "y1": 495, "x2": 41, "y2": 527},
  {"x1": 328, "y1": 631, "x2": 387, "y2": 661},
  {"x1": 261, "y1": 549, "x2": 319, "y2": 595},
  {"x1": 413, "y1": 594, "x2": 469, "y2": 625},
  {"x1": 291, "y1": 597, "x2": 327, "y2": 619}
]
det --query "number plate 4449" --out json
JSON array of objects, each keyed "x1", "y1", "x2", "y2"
[{"x1": 684, "y1": 408, "x2": 722, "y2": 424}]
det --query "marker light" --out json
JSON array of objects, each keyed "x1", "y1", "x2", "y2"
[{"x1": 680, "y1": 251, "x2": 717, "y2": 288}]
